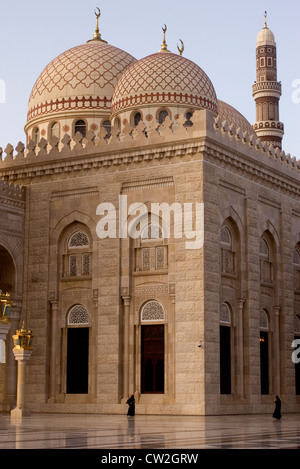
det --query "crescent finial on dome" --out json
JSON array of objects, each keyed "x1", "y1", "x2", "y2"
[
  {"x1": 158, "y1": 24, "x2": 170, "y2": 53},
  {"x1": 87, "y1": 7, "x2": 107, "y2": 43},
  {"x1": 177, "y1": 39, "x2": 184, "y2": 56}
]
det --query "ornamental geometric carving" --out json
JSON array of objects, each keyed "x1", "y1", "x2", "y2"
[
  {"x1": 112, "y1": 52, "x2": 217, "y2": 115},
  {"x1": 260, "y1": 310, "x2": 269, "y2": 330},
  {"x1": 220, "y1": 303, "x2": 231, "y2": 325},
  {"x1": 67, "y1": 304, "x2": 89, "y2": 326},
  {"x1": 135, "y1": 284, "x2": 169, "y2": 324},
  {"x1": 141, "y1": 301, "x2": 165, "y2": 322},
  {"x1": 27, "y1": 41, "x2": 136, "y2": 120},
  {"x1": 69, "y1": 231, "x2": 89, "y2": 247}
]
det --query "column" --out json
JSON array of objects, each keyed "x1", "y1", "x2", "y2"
[
  {"x1": 10, "y1": 322, "x2": 33, "y2": 418},
  {"x1": 237, "y1": 299, "x2": 245, "y2": 398},
  {"x1": 49, "y1": 300, "x2": 58, "y2": 401},
  {"x1": 122, "y1": 295, "x2": 131, "y2": 401},
  {"x1": 10, "y1": 349, "x2": 33, "y2": 417},
  {"x1": 274, "y1": 305, "x2": 281, "y2": 394}
]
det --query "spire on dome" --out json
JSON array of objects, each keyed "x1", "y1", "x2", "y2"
[
  {"x1": 158, "y1": 25, "x2": 170, "y2": 52},
  {"x1": 87, "y1": 7, "x2": 107, "y2": 43},
  {"x1": 264, "y1": 10, "x2": 268, "y2": 28}
]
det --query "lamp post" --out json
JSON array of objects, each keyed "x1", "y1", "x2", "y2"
[{"x1": 10, "y1": 322, "x2": 33, "y2": 418}]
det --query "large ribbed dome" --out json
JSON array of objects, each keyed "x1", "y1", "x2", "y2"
[
  {"x1": 26, "y1": 40, "x2": 137, "y2": 129},
  {"x1": 111, "y1": 51, "x2": 218, "y2": 117}
]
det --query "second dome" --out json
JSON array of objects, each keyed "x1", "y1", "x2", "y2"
[{"x1": 111, "y1": 48, "x2": 218, "y2": 124}]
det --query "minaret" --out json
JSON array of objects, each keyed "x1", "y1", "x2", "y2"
[{"x1": 252, "y1": 12, "x2": 284, "y2": 149}]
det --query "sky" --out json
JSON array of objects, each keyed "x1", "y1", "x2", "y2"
[{"x1": 0, "y1": 0, "x2": 299, "y2": 157}]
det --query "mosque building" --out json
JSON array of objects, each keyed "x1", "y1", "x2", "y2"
[{"x1": 0, "y1": 9, "x2": 300, "y2": 416}]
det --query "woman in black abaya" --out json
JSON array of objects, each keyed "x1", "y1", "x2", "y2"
[
  {"x1": 126, "y1": 394, "x2": 135, "y2": 416},
  {"x1": 273, "y1": 395, "x2": 282, "y2": 420}
]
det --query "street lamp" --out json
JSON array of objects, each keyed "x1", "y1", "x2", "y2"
[{"x1": 12, "y1": 322, "x2": 33, "y2": 350}]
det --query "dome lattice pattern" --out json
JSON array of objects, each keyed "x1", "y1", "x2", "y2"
[
  {"x1": 27, "y1": 41, "x2": 136, "y2": 122},
  {"x1": 112, "y1": 52, "x2": 218, "y2": 115}
]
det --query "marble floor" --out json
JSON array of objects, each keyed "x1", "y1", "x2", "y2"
[{"x1": 0, "y1": 412, "x2": 300, "y2": 450}]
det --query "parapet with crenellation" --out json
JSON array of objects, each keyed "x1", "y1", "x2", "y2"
[{"x1": 0, "y1": 110, "x2": 299, "y2": 185}]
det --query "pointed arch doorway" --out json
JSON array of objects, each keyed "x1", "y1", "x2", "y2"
[
  {"x1": 66, "y1": 305, "x2": 89, "y2": 394},
  {"x1": 140, "y1": 301, "x2": 165, "y2": 394}
]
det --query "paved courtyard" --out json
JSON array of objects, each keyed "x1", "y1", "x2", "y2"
[{"x1": 0, "y1": 412, "x2": 300, "y2": 450}]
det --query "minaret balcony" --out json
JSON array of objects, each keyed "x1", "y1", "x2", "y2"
[
  {"x1": 252, "y1": 81, "x2": 282, "y2": 99},
  {"x1": 253, "y1": 120, "x2": 284, "y2": 131}
]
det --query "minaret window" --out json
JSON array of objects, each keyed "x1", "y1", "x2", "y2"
[{"x1": 74, "y1": 119, "x2": 86, "y2": 138}]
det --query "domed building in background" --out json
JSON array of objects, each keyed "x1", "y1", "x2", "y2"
[{"x1": 0, "y1": 10, "x2": 300, "y2": 418}]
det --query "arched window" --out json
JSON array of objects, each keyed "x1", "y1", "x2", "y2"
[
  {"x1": 220, "y1": 303, "x2": 232, "y2": 394},
  {"x1": 139, "y1": 222, "x2": 166, "y2": 271},
  {"x1": 220, "y1": 224, "x2": 235, "y2": 275},
  {"x1": 50, "y1": 122, "x2": 59, "y2": 139},
  {"x1": 141, "y1": 223, "x2": 163, "y2": 240},
  {"x1": 260, "y1": 236, "x2": 273, "y2": 284},
  {"x1": 185, "y1": 111, "x2": 193, "y2": 127},
  {"x1": 74, "y1": 119, "x2": 86, "y2": 138},
  {"x1": 0, "y1": 245, "x2": 16, "y2": 294},
  {"x1": 68, "y1": 304, "x2": 89, "y2": 326},
  {"x1": 158, "y1": 110, "x2": 169, "y2": 124},
  {"x1": 141, "y1": 301, "x2": 165, "y2": 322},
  {"x1": 260, "y1": 309, "x2": 269, "y2": 395},
  {"x1": 133, "y1": 112, "x2": 141, "y2": 127},
  {"x1": 101, "y1": 120, "x2": 111, "y2": 138},
  {"x1": 32, "y1": 127, "x2": 39, "y2": 144},
  {"x1": 69, "y1": 231, "x2": 89, "y2": 248},
  {"x1": 114, "y1": 117, "x2": 121, "y2": 130},
  {"x1": 62, "y1": 230, "x2": 91, "y2": 278}
]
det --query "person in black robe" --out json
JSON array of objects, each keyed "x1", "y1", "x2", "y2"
[
  {"x1": 273, "y1": 395, "x2": 282, "y2": 420},
  {"x1": 126, "y1": 394, "x2": 135, "y2": 416}
]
